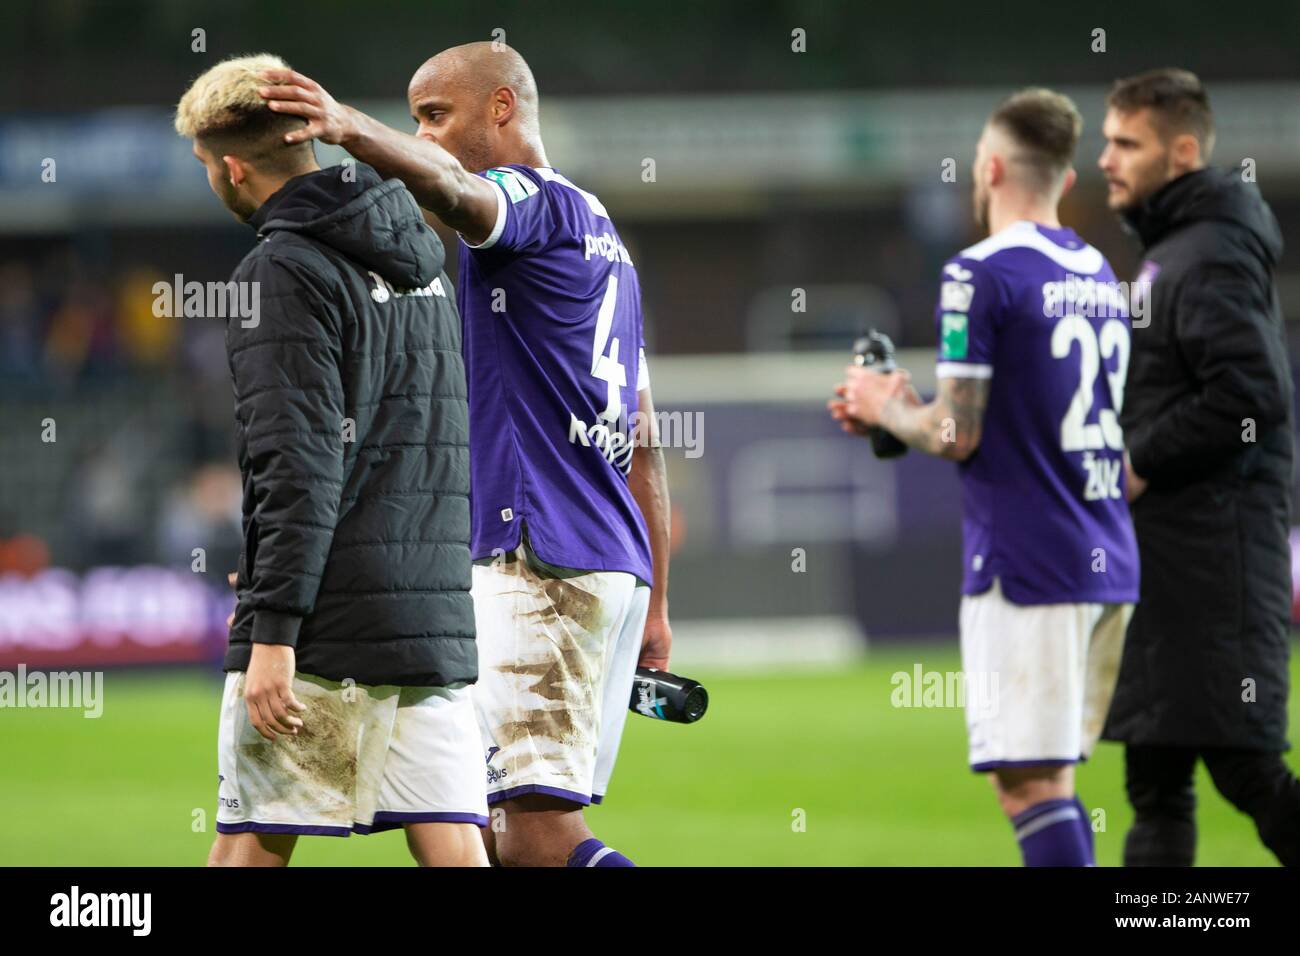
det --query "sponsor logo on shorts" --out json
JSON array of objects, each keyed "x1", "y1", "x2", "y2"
[
  {"x1": 485, "y1": 745, "x2": 509, "y2": 785},
  {"x1": 217, "y1": 773, "x2": 239, "y2": 809}
]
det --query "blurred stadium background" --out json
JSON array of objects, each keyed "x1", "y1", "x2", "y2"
[{"x1": 2, "y1": 0, "x2": 1299, "y2": 865}]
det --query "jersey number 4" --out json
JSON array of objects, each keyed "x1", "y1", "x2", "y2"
[{"x1": 592, "y1": 274, "x2": 627, "y2": 423}]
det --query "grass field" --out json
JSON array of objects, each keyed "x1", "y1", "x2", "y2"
[{"x1": 4, "y1": 642, "x2": 1296, "y2": 866}]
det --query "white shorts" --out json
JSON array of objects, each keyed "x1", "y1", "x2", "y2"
[
  {"x1": 472, "y1": 545, "x2": 650, "y2": 806},
  {"x1": 216, "y1": 670, "x2": 488, "y2": 836},
  {"x1": 959, "y1": 578, "x2": 1132, "y2": 772}
]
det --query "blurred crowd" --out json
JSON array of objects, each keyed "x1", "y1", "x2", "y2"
[
  {"x1": 0, "y1": 248, "x2": 242, "y2": 576},
  {"x1": 1, "y1": 254, "x2": 186, "y2": 388}
]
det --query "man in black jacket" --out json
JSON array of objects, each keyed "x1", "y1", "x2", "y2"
[
  {"x1": 1099, "y1": 68, "x2": 1300, "y2": 866},
  {"x1": 175, "y1": 54, "x2": 487, "y2": 866}
]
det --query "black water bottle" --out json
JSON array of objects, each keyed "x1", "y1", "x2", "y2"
[
  {"x1": 629, "y1": 668, "x2": 708, "y2": 723},
  {"x1": 851, "y1": 330, "x2": 909, "y2": 459}
]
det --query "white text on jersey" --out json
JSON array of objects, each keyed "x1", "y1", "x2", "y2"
[{"x1": 583, "y1": 232, "x2": 633, "y2": 266}]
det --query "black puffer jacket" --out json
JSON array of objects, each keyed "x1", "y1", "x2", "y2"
[
  {"x1": 224, "y1": 162, "x2": 475, "y2": 688},
  {"x1": 1103, "y1": 168, "x2": 1294, "y2": 750}
]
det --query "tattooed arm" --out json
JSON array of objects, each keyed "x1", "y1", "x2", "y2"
[
  {"x1": 831, "y1": 367, "x2": 989, "y2": 462},
  {"x1": 881, "y1": 375, "x2": 989, "y2": 461}
]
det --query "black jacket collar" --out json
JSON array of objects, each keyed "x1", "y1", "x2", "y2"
[
  {"x1": 1120, "y1": 168, "x2": 1215, "y2": 248},
  {"x1": 1121, "y1": 167, "x2": 1282, "y2": 265}
]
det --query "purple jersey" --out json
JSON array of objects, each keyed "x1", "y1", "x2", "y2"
[
  {"x1": 457, "y1": 165, "x2": 652, "y2": 583},
  {"x1": 935, "y1": 220, "x2": 1138, "y2": 604}
]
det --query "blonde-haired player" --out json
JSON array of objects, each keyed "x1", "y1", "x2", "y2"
[{"x1": 180, "y1": 55, "x2": 488, "y2": 866}]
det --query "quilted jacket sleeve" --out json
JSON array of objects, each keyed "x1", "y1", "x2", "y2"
[
  {"x1": 1126, "y1": 260, "x2": 1290, "y2": 482},
  {"x1": 227, "y1": 251, "x2": 346, "y2": 648}
]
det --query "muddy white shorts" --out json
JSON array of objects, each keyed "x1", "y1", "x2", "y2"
[
  {"x1": 216, "y1": 670, "x2": 488, "y2": 836},
  {"x1": 960, "y1": 578, "x2": 1132, "y2": 772},
  {"x1": 472, "y1": 544, "x2": 650, "y2": 806}
]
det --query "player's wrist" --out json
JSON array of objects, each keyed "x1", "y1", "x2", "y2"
[
  {"x1": 247, "y1": 641, "x2": 296, "y2": 686},
  {"x1": 336, "y1": 104, "x2": 365, "y2": 149},
  {"x1": 878, "y1": 392, "x2": 906, "y2": 431}
]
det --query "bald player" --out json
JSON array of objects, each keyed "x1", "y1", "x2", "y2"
[{"x1": 258, "y1": 44, "x2": 672, "y2": 868}]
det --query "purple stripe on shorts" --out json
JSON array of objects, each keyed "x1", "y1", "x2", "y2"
[
  {"x1": 488, "y1": 783, "x2": 592, "y2": 806},
  {"x1": 363, "y1": 811, "x2": 490, "y2": 832},
  {"x1": 590, "y1": 794, "x2": 605, "y2": 805},
  {"x1": 216, "y1": 820, "x2": 353, "y2": 837},
  {"x1": 219, "y1": 813, "x2": 489, "y2": 837},
  {"x1": 970, "y1": 756, "x2": 1082, "y2": 773}
]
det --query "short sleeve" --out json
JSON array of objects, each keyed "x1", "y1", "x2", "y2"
[
  {"x1": 636, "y1": 347, "x2": 650, "y2": 390},
  {"x1": 934, "y1": 258, "x2": 997, "y2": 380},
  {"x1": 462, "y1": 166, "x2": 555, "y2": 256}
]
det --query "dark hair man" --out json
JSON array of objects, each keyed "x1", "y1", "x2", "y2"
[
  {"x1": 833, "y1": 89, "x2": 1138, "y2": 866},
  {"x1": 1098, "y1": 68, "x2": 1300, "y2": 866},
  {"x1": 176, "y1": 53, "x2": 486, "y2": 866}
]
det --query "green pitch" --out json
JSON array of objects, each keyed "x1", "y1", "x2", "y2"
[{"x1": 3, "y1": 642, "x2": 1295, "y2": 866}]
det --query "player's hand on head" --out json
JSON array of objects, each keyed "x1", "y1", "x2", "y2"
[
  {"x1": 257, "y1": 69, "x2": 353, "y2": 146},
  {"x1": 244, "y1": 642, "x2": 307, "y2": 741},
  {"x1": 638, "y1": 615, "x2": 672, "y2": 671}
]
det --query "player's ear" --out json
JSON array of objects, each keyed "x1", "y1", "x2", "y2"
[
  {"x1": 222, "y1": 154, "x2": 247, "y2": 187},
  {"x1": 492, "y1": 85, "x2": 516, "y2": 126},
  {"x1": 1170, "y1": 132, "x2": 1201, "y2": 174},
  {"x1": 987, "y1": 154, "x2": 1004, "y2": 188},
  {"x1": 1060, "y1": 166, "x2": 1077, "y2": 198}
]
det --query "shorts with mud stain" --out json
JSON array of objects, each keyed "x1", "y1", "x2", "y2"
[
  {"x1": 472, "y1": 542, "x2": 650, "y2": 806},
  {"x1": 216, "y1": 670, "x2": 489, "y2": 836}
]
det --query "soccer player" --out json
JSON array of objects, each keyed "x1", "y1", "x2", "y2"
[
  {"x1": 831, "y1": 89, "x2": 1139, "y2": 866},
  {"x1": 258, "y1": 43, "x2": 672, "y2": 867},
  {"x1": 176, "y1": 54, "x2": 488, "y2": 867}
]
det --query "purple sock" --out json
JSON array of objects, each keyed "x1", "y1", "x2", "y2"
[
  {"x1": 1073, "y1": 795, "x2": 1096, "y2": 865},
  {"x1": 567, "y1": 838, "x2": 635, "y2": 867},
  {"x1": 1011, "y1": 798, "x2": 1091, "y2": 867}
]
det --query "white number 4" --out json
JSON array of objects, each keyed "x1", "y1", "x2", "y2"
[{"x1": 592, "y1": 275, "x2": 627, "y2": 423}]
